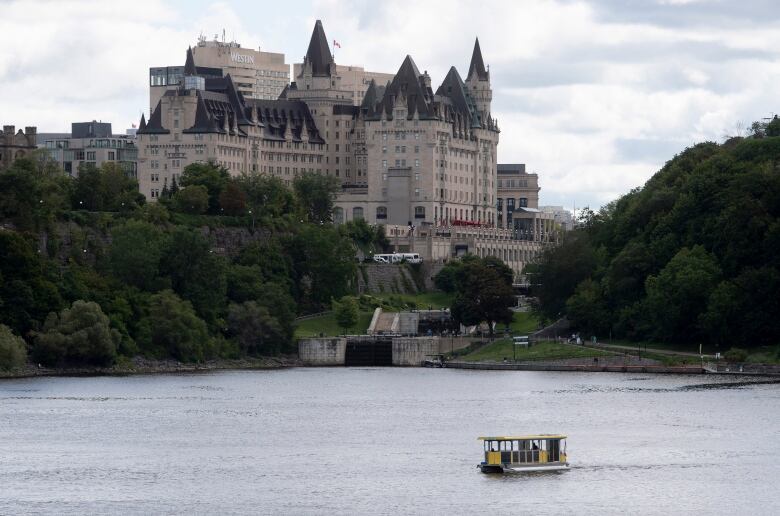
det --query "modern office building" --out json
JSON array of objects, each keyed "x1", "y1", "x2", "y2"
[
  {"x1": 149, "y1": 35, "x2": 290, "y2": 111},
  {"x1": 1, "y1": 125, "x2": 37, "y2": 170},
  {"x1": 40, "y1": 121, "x2": 138, "y2": 178},
  {"x1": 496, "y1": 163, "x2": 556, "y2": 241}
]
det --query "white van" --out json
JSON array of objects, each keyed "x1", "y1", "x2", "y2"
[{"x1": 399, "y1": 253, "x2": 423, "y2": 264}]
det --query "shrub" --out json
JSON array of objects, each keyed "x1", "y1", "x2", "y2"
[
  {"x1": 0, "y1": 324, "x2": 27, "y2": 370},
  {"x1": 32, "y1": 300, "x2": 119, "y2": 367},
  {"x1": 137, "y1": 290, "x2": 211, "y2": 362},
  {"x1": 723, "y1": 347, "x2": 749, "y2": 363}
]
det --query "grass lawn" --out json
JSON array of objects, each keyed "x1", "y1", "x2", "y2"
[
  {"x1": 461, "y1": 338, "x2": 616, "y2": 362},
  {"x1": 508, "y1": 312, "x2": 540, "y2": 334},
  {"x1": 372, "y1": 292, "x2": 454, "y2": 311},
  {"x1": 294, "y1": 311, "x2": 375, "y2": 338}
]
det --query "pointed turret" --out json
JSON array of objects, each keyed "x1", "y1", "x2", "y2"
[
  {"x1": 304, "y1": 19, "x2": 334, "y2": 77},
  {"x1": 465, "y1": 38, "x2": 493, "y2": 122},
  {"x1": 184, "y1": 46, "x2": 196, "y2": 76},
  {"x1": 138, "y1": 113, "x2": 147, "y2": 132},
  {"x1": 467, "y1": 38, "x2": 489, "y2": 81}
]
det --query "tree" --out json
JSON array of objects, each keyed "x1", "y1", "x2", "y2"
[
  {"x1": 0, "y1": 232, "x2": 62, "y2": 335},
  {"x1": 235, "y1": 173, "x2": 297, "y2": 221},
  {"x1": 293, "y1": 172, "x2": 340, "y2": 222},
  {"x1": 566, "y1": 279, "x2": 611, "y2": 336},
  {"x1": 449, "y1": 257, "x2": 514, "y2": 337},
  {"x1": 137, "y1": 290, "x2": 211, "y2": 362},
  {"x1": 219, "y1": 180, "x2": 247, "y2": 215},
  {"x1": 32, "y1": 300, "x2": 119, "y2": 367},
  {"x1": 0, "y1": 324, "x2": 27, "y2": 371},
  {"x1": 0, "y1": 153, "x2": 71, "y2": 229},
  {"x1": 179, "y1": 162, "x2": 230, "y2": 214},
  {"x1": 109, "y1": 220, "x2": 168, "y2": 291},
  {"x1": 227, "y1": 301, "x2": 285, "y2": 356},
  {"x1": 333, "y1": 296, "x2": 359, "y2": 334},
  {"x1": 289, "y1": 225, "x2": 356, "y2": 310},
  {"x1": 643, "y1": 246, "x2": 721, "y2": 343},
  {"x1": 160, "y1": 227, "x2": 226, "y2": 324},
  {"x1": 173, "y1": 185, "x2": 209, "y2": 214}
]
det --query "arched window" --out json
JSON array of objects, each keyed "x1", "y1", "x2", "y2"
[
  {"x1": 352, "y1": 207, "x2": 364, "y2": 220},
  {"x1": 376, "y1": 206, "x2": 387, "y2": 220},
  {"x1": 333, "y1": 207, "x2": 344, "y2": 224}
]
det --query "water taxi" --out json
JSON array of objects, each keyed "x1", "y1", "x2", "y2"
[{"x1": 478, "y1": 435, "x2": 569, "y2": 473}]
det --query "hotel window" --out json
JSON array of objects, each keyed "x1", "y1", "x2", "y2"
[
  {"x1": 86, "y1": 151, "x2": 96, "y2": 160},
  {"x1": 382, "y1": 146, "x2": 387, "y2": 153},
  {"x1": 415, "y1": 159, "x2": 420, "y2": 168},
  {"x1": 414, "y1": 188, "x2": 420, "y2": 197},
  {"x1": 519, "y1": 198, "x2": 528, "y2": 208},
  {"x1": 415, "y1": 172, "x2": 420, "y2": 181},
  {"x1": 414, "y1": 206, "x2": 425, "y2": 219},
  {"x1": 108, "y1": 151, "x2": 115, "y2": 160},
  {"x1": 376, "y1": 206, "x2": 387, "y2": 220},
  {"x1": 352, "y1": 207, "x2": 364, "y2": 220},
  {"x1": 382, "y1": 160, "x2": 387, "y2": 168}
]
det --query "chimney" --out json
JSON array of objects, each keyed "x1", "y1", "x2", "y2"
[
  {"x1": 25, "y1": 126, "x2": 37, "y2": 136},
  {"x1": 3, "y1": 125, "x2": 14, "y2": 135}
]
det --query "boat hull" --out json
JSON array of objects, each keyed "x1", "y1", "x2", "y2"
[{"x1": 479, "y1": 463, "x2": 570, "y2": 473}]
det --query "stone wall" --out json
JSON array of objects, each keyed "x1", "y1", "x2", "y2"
[
  {"x1": 298, "y1": 338, "x2": 346, "y2": 365},
  {"x1": 358, "y1": 261, "x2": 445, "y2": 295},
  {"x1": 392, "y1": 337, "x2": 440, "y2": 366}
]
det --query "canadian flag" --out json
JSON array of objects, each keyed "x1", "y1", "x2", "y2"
[{"x1": 333, "y1": 39, "x2": 341, "y2": 49}]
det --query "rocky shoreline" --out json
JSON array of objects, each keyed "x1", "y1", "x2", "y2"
[{"x1": 0, "y1": 355, "x2": 302, "y2": 380}]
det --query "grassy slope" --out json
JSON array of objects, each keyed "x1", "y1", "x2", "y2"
[
  {"x1": 294, "y1": 311, "x2": 374, "y2": 338},
  {"x1": 461, "y1": 338, "x2": 615, "y2": 362},
  {"x1": 372, "y1": 292, "x2": 454, "y2": 310}
]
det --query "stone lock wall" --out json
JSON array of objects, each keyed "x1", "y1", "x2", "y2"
[
  {"x1": 298, "y1": 338, "x2": 346, "y2": 365},
  {"x1": 391, "y1": 337, "x2": 440, "y2": 366}
]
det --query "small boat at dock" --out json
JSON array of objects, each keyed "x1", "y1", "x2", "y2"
[{"x1": 478, "y1": 435, "x2": 570, "y2": 473}]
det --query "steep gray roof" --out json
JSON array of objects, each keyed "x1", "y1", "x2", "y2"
[
  {"x1": 376, "y1": 55, "x2": 435, "y2": 120},
  {"x1": 304, "y1": 19, "x2": 334, "y2": 77},
  {"x1": 137, "y1": 102, "x2": 169, "y2": 135},
  {"x1": 436, "y1": 66, "x2": 481, "y2": 128},
  {"x1": 184, "y1": 46, "x2": 196, "y2": 76},
  {"x1": 467, "y1": 38, "x2": 489, "y2": 81}
]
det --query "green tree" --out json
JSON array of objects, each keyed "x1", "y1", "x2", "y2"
[
  {"x1": 643, "y1": 246, "x2": 721, "y2": 343},
  {"x1": 289, "y1": 225, "x2": 356, "y2": 310},
  {"x1": 0, "y1": 232, "x2": 62, "y2": 335},
  {"x1": 227, "y1": 301, "x2": 285, "y2": 356},
  {"x1": 173, "y1": 185, "x2": 209, "y2": 214},
  {"x1": 333, "y1": 295, "x2": 359, "y2": 334},
  {"x1": 32, "y1": 300, "x2": 118, "y2": 367},
  {"x1": 180, "y1": 162, "x2": 230, "y2": 214},
  {"x1": 0, "y1": 324, "x2": 27, "y2": 371},
  {"x1": 109, "y1": 220, "x2": 168, "y2": 291},
  {"x1": 0, "y1": 153, "x2": 71, "y2": 229},
  {"x1": 218, "y1": 180, "x2": 247, "y2": 215},
  {"x1": 160, "y1": 227, "x2": 227, "y2": 324},
  {"x1": 293, "y1": 172, "x2": 340, "y2": 222},
  {"x1": 566, "y1": 278, "x2": 611, "y2": 336},
  {"x1": 450, "y1": 257, "x2": 514, "y2": 337},
  {"x1": 236, "y1": 173, "x2": 298, "y2": 221},
  {"x1": 137, "y1": 290, "x2": 211, "y2": 362}
]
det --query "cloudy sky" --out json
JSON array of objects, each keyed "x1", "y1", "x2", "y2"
[{"x1": 2, "y1": 0, "x2": 780, "y2": 209}]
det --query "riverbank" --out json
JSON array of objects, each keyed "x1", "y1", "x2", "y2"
[{"x1": 0, "y1": 355, "x2": 301, "y2": 380}]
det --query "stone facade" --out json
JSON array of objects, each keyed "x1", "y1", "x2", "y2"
[
  {"x1": 137, "y1": 58, "x2": 327, "y2": 200},
  {"x1": 1, "y1": 125, "x2": 36, "y2": 170}
]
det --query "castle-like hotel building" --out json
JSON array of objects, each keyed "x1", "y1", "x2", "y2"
[{"x1": 136, "y1": 20, "x2": 558, "y2": 278}]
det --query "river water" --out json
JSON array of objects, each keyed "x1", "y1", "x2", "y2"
[{"x1": 0, "y1": 368, "x2": 778, "y2": 515}]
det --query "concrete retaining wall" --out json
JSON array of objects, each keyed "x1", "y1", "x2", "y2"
[
  {"x1": 392, "y1": 337, "x2": 440, "y2": 366},
  {"x1": 298, "y1": 338, "x2": 346, "y2": 365}
]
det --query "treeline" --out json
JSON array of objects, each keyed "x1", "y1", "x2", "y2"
[
  {"x1": 531, "y1": 118, "x2": 780, "y2": 351},
  {"x1": 0, "y1": 155, "x2": 388, "y2": 370}
]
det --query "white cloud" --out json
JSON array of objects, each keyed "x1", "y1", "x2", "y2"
[{"x1": 2, "y1": 0, "x2": 780, "y2": 209}]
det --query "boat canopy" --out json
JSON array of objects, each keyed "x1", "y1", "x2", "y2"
[{"x1": 478, "y1": 435, "x2": 567, "y2": 441}]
